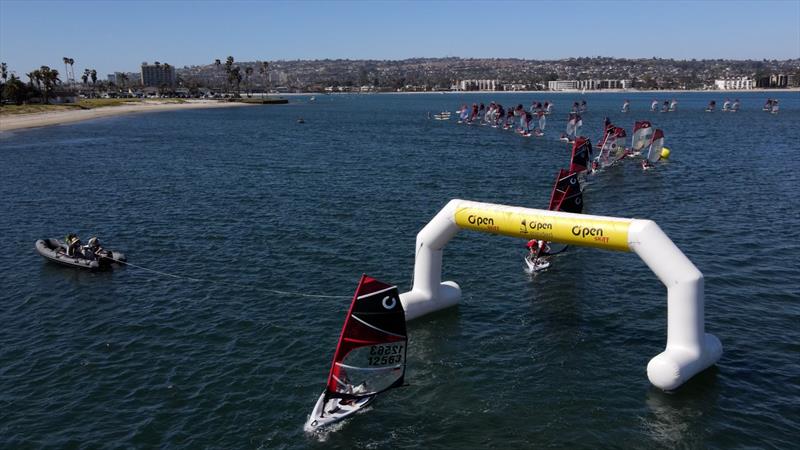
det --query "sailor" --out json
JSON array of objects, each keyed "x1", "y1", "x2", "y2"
[
  {"x1": 85, "y1": 236, "x2": 104, "y2": 259},
  {"x1": 65, "y1": 233, "x2": 81, "y2": 257},
  {"x1": 526, "y1": 239, "x2": 540, "y2": 260}
]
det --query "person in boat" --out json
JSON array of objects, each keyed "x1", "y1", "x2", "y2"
[
  {"x1": 571, "y1": 101, "x2": 579, "y2": 113},
  {"x1": 579, "y1": 100, "x2": 587, "y2": 112},
  {"x1": 83, "y1": 236, "x2": 104, "y2": 259},
  {"x1": 526, "y1": 239, "x2": 551, "y2": 260},
  {"x1": 662, "y1": 100, "x2": 669, "y2": 112},
  {"x1": 65, "y1": 233, "x2": 81, "y2": 257}
]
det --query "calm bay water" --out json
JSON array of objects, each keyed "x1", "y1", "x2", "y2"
[{"x1": 1, "y1": 92, "x2": 799, "y2": 448}]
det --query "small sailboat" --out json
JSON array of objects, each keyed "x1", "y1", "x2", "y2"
[
  {"x1": 731, "y1": 99, "x2": 740, "y2": 112},
  {"x1": 650, "y1": 100, "x2": 659, "y2": 112},
  {"x1": 560, "y1": 113, "x2": 582, "y2": 142},
  {"x1": 569, "y1": 137, "x2": 593, "y2": 174},
  {"x1": 525, "y1": 169, "x2": 583, "y2": 273},
  {"x1": 722, "y1": 99, "x2": 731, "y2": 112},
  {"x1": 434, "y1": 111, "x2": 451, "y2": 120},
  {"x1": 621, "y1": 100, "x2": 630, "y2": 113},
  {"x1": 770, "y1": 100, "x2": 779, "y2": 115},
  {"x1": 705, "y1": 100, "x2": 716, "y2": 112},
  {"x1": 669, "y1": 99, "x2": 678, "y2": 112},
  {"x1": 304, "y1": 275, "x2": 407, "y2": 433},
  {"x1": 595, "y1": 125, "x2": 628, "y2": 170},
  {"x1": 629, "y1": 121, "x2": 653, "y2": 156},
  {"x1": 642, "y1": 129, "x2": 665, "y2": 170}
]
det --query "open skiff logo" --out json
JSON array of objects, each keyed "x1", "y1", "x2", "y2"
[{"x1": 382, "y1": 295, "x2": 396, "y2": 310}]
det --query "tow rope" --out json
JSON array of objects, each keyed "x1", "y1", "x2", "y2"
[{"x1": 109, "y1": 258, "x2": 350, "y2": 299}]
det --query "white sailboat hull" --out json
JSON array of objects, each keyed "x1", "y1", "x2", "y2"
[
  {"x1": 524, "y1": 255, "x2": 551, "y2": 273},
  {"x1": 304, "y1": 392, "x2": 375, "y2": 432}
]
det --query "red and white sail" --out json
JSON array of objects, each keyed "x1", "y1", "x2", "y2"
[
  {"x1": 596, "y1": 126, "x2": 628, "y2": 168},
  {"x1": 326, "y1": 275, "x2": 407, "y2": 399},
  {"x1": 630, "y1": 121, "x2": 653, "y2": 152},
  {"x1": 646, "y1": 129, "x2": 665, "y2": 163}
]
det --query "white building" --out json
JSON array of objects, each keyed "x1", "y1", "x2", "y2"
[
  {"x1": 548, "y1": 80, "x2": 578, "y2": 91},
  {"x1": 714, "y1": 77, "x2": 755, "y2": 90},
  {"x1": 457, "y1": 79, "x2": 498, "y2": 91}
]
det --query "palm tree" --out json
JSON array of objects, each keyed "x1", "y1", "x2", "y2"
[
  {"x1": 214, "y1": 59, "x2": 222, "y2": 93},
  {"x1": 36, "y1": 66, "x2": 60, "y2": 104},
  {"x1": 3, "y1": 74, "x2": 25, "y2": 104},
  {"x1": 224, "y1": 56, "x2": 235, "y2": 94},
  {"x1": 119, "y1": 73, "x2": 129, "y2": 93},
  {"x1": 82, "y1": 69, "x2": 89, "y2": 85},
  {"x1": 90, "y1": 69, "x2": 97, "y2": 85},
  {"x1": 27, "y1": 69, "x2": 43, "y2": 101},
  {"x1": 259, "y1": 61, "x2": 269, "y2": 95},
  {"x1": 0, "y1": 62, "x2": 6, "y2": 106},
  {"x1": 245, "y1": 66, "x2": 253, "y2": 96},
  {"x1": 227, "y1": 66, "x2": 242, "y2": 97},
  {"x1": 68, "y1": 58, "x2": 75, "y2": 83},
  {"x1": 63, "y1": 57, "x2": 70, "y2": 83}
]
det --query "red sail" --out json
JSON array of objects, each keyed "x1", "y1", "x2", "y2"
[
  {"x1": 569, "y1": 137, "x2": 593, "y2": 173},
  {"x1": 548, "y1": 169, "x2": 583, "y2": 214},
  {"x1": 326, "y1": 275, "x2": 407, "y2": 398}
]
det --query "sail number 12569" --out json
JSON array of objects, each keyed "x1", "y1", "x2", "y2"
[{"x1": 368, "y1": 344, "x2": 404, "y2": 366}]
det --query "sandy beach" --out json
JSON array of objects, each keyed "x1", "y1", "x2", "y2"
[{"x1": 0, "y1": 100, "x2": 252, "y2": 132}]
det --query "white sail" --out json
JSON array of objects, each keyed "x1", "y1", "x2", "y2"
[
  {"x1": 631, "y1": 121, "x2": 654, "y2": 151},
  {"x1": 647, "y1": 129, "x2": 665, "y2": 163}
]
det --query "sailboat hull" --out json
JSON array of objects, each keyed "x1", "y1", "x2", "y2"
[
  {"x1": 304, "y1": 392, "x2": 375, "y2": 432},
  {"x1": 524, "y1": 255, "x2": 551, "y2": 273}
]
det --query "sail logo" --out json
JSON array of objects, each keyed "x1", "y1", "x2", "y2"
[
  {"x1": 572, "y1": 225, "x2": 604, "y2": 238},
  {"x1": 382, "y1": 295, "x2": 396, "y2": 310}
]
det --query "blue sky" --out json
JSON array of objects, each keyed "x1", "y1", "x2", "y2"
[{"x1": 1, "y1": 0, "x2": 798, "y2": 77}]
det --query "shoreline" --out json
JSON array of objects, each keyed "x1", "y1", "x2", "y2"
[
  {"x1": 0, "y1": 100, "x2": 253, "y2": 132},
  {"x1": 376, "y1": 87, "x2": 800, "y2": 95}
]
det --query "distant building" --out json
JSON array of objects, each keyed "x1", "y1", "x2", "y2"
[
  {"x1": 141, "y1": 62, "x2": 176, "y2": 87},
  {"x1": 550, "y1": 79, "x2": 631, "y2": 91},
  {"x1": 770, "y1": 73, "x2": 788, "y2": 88},
  {"x1": 714, "y1": 77, "x2": 755, "y2": 90},
  {"x1": 548, "y1": 80, "x2": 577, "y2": 91},
  {"x1": 457, "y1": 79, "x2": 498, "y2": 91}
]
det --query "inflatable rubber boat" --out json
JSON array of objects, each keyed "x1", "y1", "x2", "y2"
[{"x1": 35, "y1": 238, "x2": 127, "y2": 270}]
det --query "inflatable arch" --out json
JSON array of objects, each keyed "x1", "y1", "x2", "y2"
[{"x1": 398, "y1": 199, "x2": 722, "y2": 391}]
